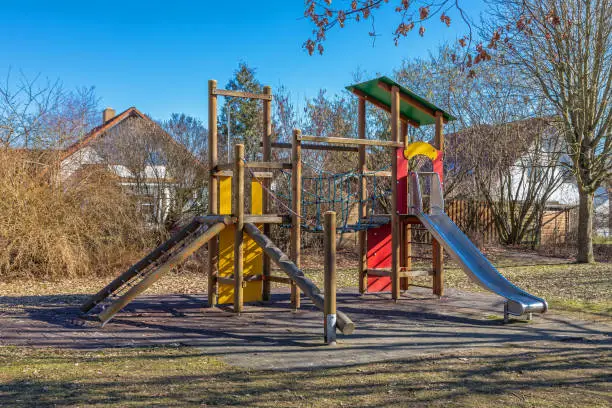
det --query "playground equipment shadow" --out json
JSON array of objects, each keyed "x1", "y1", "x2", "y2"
[{"x1": 1, "y1": 287, "x2": 609, "y2": 371}]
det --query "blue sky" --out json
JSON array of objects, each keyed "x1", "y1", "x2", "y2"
[{"x1": 1, "y1": 0, "x2": 487, "y2": 125}]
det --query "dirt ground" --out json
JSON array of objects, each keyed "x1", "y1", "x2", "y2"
[
  {"x1": 0, "y1": 249, "x2": 610, "y2": 406},
  {"x1": 0, "y1": 285, "x2": 609, "y2": 370}
]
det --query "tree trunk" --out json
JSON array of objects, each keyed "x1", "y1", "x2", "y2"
[
  {"x1": 576, "y1": 189, "x2": 595, "y2": 263},
  {"x1": 608, "y1": 185, "x2": 612, "y2": 237}
]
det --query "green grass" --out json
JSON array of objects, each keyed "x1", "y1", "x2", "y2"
[
  {"x1": 300, "y1": 259, "x2": 612, "y2": 321},
  {"x1": 1, "y1": 345, "x2": 610, "y2": 407},
  {"x1": 594, "y1": 236, "x2": 612, "y2": 245}
]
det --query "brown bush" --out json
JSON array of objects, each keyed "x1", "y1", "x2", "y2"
[{"x1": 0, "y1": 151, "x2": 154, "y2": 280}]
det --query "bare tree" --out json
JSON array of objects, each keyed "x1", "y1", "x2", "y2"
[
  {"x1": 489, "y1": 0, "x2": 612, "y2": 262},
  {"x1": 96, "y1": 115, "x2": 207, "y2": 234},
  {"x1": 0, "y1": 69, "x2": 64, "y2": 148}
]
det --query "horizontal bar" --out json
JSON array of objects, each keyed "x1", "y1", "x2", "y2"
[
  {"x1": 264, "y1": 141, "x2": 359, "y2": 153},
  {"x1": 244, "y1": 215, "x2": 291, "y2": 224},
  {"x1": 215, "y1": 162, "x2": 291, "y2": 172},
  {"x1": 298, "y1": 135, "x2": 403, "y2": 148},
  {"x1": 195, "y1": 215, "x2": 235, "y2": 225},
  {"x1": 218, "y1": 275, "x2": 263, "y2": 286},
  {"x1": 212, "y1": 170, "x2": 274, "y2": 178},
  {"x1": 217, "y1": 276, "x2": 235, "y2": 285},
  {"x1": 366, "y1": 268, "x2": 429, "y2": 278},
  {"x1": 213, "y1": 89, "x2": 273, "y2": 101},
  {"x1": 364, "y1": 171, "x2": 391, "y2": 177}
]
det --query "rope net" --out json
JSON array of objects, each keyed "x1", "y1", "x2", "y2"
[{"x1": 265, "y1": 161, "x2": 393, "y2": 233}]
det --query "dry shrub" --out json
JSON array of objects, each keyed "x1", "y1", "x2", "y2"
[{"x1": 0, "y1": 151, "x2": 154, "y2": 280}]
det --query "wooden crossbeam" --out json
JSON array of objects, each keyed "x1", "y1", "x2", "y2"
[
  {"x1": 215, "y1": 162, "x2": 292, "y2": 172},
  {"x1": 298, "y1": 134, "x2": 403, "y2": 148},
  {"x1": 366, "y1": 268, "x2": 432, "y2": 278},
  {"x1": 212, "y1": 89, "x2": 273, "y2": 101},
  {"x1": 363, "y1": 170, "x2": 392, "y2": 177},
  {"x1": 97, "y1": 222, "x2": 227, "y2": 325},
  {"x1": 244, "y1": 214, "x2": 291, "y2": 224},
  {"x1": 81, "y1": 217, "x2": 205, "y2": 313},
  {"x1": 264, "y1": 141, "x2": 359, "y2": 153}
]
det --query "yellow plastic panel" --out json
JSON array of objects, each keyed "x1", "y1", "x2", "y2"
[
  {"x1": 217, "y1": 176, "x2": 264, "y2": 305},
  {"x1": 243, "y1": 181, "x2": 263, "y2": 303},
  {"x1": 218, "y1": 176, "x2": 235, "y2": 304},
  {"x1": 404, "y1": 141, "x2": 439, "y2": 161}
]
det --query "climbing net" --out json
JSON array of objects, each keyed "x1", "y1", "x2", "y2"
[
  {"x1": 266, "y1": 161, "x2": 394, "y2": 233},
  {"x1": 245, "y1": 152, "x2": 437, "y2": 233}
]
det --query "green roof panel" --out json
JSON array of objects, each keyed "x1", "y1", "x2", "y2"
[{"x1": 346, "y1": 76, "x2": 456, "y2": 126}]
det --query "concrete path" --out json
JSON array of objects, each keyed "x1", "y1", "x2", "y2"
[{"x1": 1, "y1": 288, "x2": 609, "y2": 370}]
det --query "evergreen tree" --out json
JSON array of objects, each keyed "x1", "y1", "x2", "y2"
[{"x1": 218, "y1": 63, "x2": 264, "y2": 161}]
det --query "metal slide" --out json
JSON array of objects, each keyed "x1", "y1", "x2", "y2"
[{"x1": 410, "y1": 173, "x2": 548, "y2": 318}]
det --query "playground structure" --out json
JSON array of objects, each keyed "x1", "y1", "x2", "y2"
[{"x1": 81, "y1": 76, "x2": 547, "y2": 343}]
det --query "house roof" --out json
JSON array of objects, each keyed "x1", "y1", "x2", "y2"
[
  {"x1": 58, "y1": 107, "x2": 205, "y2": 171},
  {"x1": 345, "y1": 76, "x2": 456, "y2": 126}
]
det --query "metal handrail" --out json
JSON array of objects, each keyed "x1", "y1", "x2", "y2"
[{"x1": 408, "y1": 171, "x2": 444, "y2": 215}]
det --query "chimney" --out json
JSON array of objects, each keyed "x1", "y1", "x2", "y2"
[{"x1": 102, "y1": 107, "x2": 116, "y2": 123}]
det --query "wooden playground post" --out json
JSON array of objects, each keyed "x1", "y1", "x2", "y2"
[
  {"x1": 291, "y1": 129, "x2": 302, "y2": 310},
  {"x1": 324, "y1": 211, "x2": 337, "y2": 345},
  {"x1": 400, "y1": 121, "x2": 410, "y2": 291},
  {"x1": 390, "y1": 85, "x2": 401, "y2": 301},
  {"x1": 262, "y1": 85, "x2": 272, "y2": 302},
  {"x1": 207, "y1": 79, "x2": 219, "y2": 307},
  {"x1": 433, "y1": 111, "x2": 445, "y2": 296},
  {"x1": 357, "y1": 97, "x2": 368, "y2": 294},
  {"x1": 233, "y1": 144, "x2": 245, "y2": 312}
]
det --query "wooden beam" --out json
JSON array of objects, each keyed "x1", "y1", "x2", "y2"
[
  {"x1": 265, "y1": 141, "x2": 359, "y2": 152},
  {"x1": 350, "y1": 88, "x2": 420, "y2": 128},
  {"x1": 262, "y1": 85, "x2": 272, "y2": 302},
  {"x1": 98, "y1": 223, "x2": 226, "y2": 325},
  {"x1": 233, "y1": 144, "x2": 245, "y2": 312},
  {"x1": 364, "y1": 170, "x2": 392, "y2": 177},
  {"x1": 377, "y1": 81, "x2": 448, "y2": 123},
  {"x1": 218, "y1": 275, "x2": 263, "y2": 285},
  {"x1": 212, "y1": 88, "x2": 273, "y2": 101},
  {"x1": 244, "y1": 214, "x2": 291, "y2": 224},
  {"x1": 298, "y1": 134, "x2": 403, "y2": 148},
  {"x1": 357, "y1": 97, "x2": 368, "y2": 295},
  {"x1": 367, "y1": 268, "x2": 431, "y2": 278},
  {"x1": 194, "y1": 215, "x2": 235, "y2": 225},
  {"x1": 391, "y1": 85, "x2": 401, "y2": 301},
  {"x1": 207, "y1": 79, "x2": 219, "y2": 307},
  {"x1": 214, "y1": 170, "x2": 274, "y2": 178},
  {"x1": 433, "y1": 111, "x2": 444, "y2": 296},
  {"x1": 244, "y1": 223, "x2": 355, "y2": 335},
  {"x1": 81, "y1": 218, "x2": 204, "y2": 313},
  {"x1": 217, "y1": 276, "x2": 235, "y2": 285},
  {"x1": 291, "y1": 129, "x2": 302, "y2": 310},
  {"x1": 324, "y1": 211, "x2": 337, "y2": 345},
  {"x1": 215, "y1": 162, "x2": 292, "y2": 171}
]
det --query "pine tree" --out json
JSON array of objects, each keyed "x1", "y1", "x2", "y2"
[{"x1": 218, "y1": 63, "x2": 264, "y2": 161}]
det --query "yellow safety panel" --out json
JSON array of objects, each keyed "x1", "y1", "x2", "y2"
[
  {"x1": 404, "y1": 141, "x2": 439, "y2": 161},
  {"x1": 218, "y1": 176, "x2": 234, "y2": 304},
  {"x1": 218, "y1": 176, "x2": 264, "y2": 305}
]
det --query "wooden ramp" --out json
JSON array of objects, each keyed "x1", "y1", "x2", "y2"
[
  {"x1": 81, "y1": 217, "x2": 229, "y2": 325},
  {"x1": 244, "y1": 223, "x2": 355, "y2": 334}
]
